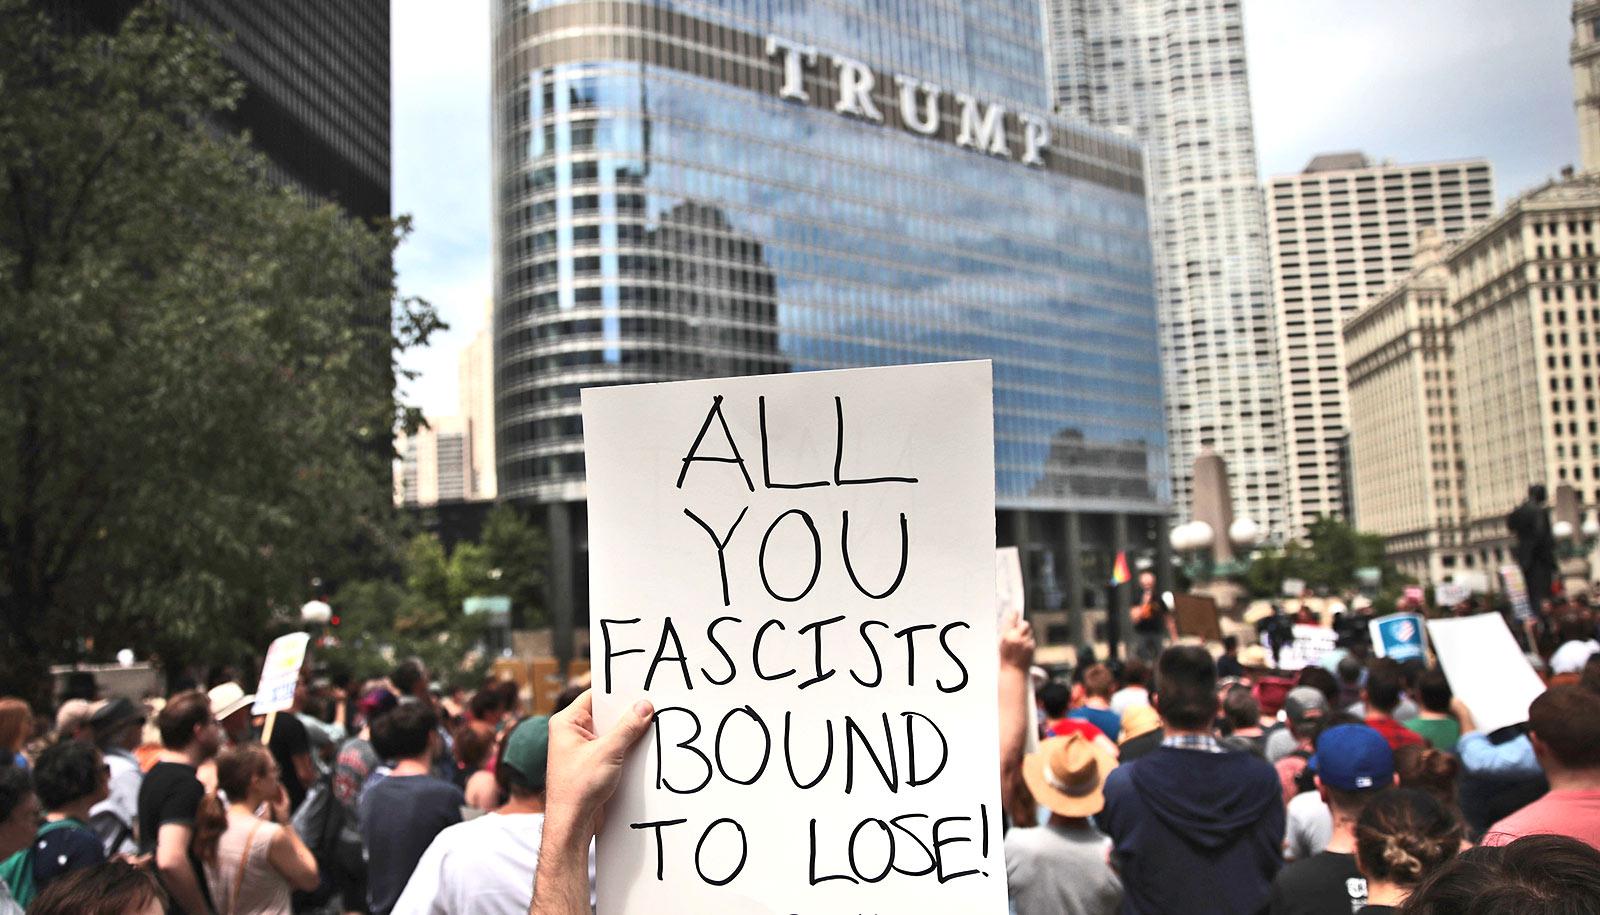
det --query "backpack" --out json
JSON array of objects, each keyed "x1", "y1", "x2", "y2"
[
  {"x1": 290, "y1": 773, "x2": 345, "y2": 906},
  {"x1": 0, "y1": 818, "x2": 85, "y2": 908}
]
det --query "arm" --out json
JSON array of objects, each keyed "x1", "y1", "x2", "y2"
[
  {"x1": 997, "y1": 612, "x2": 1038, "y2": 827},
  {"x1": 1456, "y1": 731, "x2": 1541, "y2": 780},
  {"x1": 154, "y1": 823, "x2": 211, "y2": 915},
  {"x1": 267, "y1": 821, "x2": 320, "y2": 893},
  {"x1": 530, "y1": 690, "x2": 654, "y2": 915},
  {"x1": 291, "y1": 752, "x2": 317, "y2": 793}
]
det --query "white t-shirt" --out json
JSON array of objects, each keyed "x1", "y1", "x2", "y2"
[
  {"x1": 89, "y1": 748, "x2": 142, "y2": 855},
  {"x1": 0, "y1": 879, "x2": 22, "y2": 915},
  {"x1": 390, "y1": 812, "x2": 595, "y2": 915},
  {"x1": 1284, "y1": 791, "x2": 1332, "y2": 862},
  {"x1": 1109, "y1": 686, "x2": 1150, "y2": 719}
]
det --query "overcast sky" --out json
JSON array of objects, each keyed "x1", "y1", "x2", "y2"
[{"x1": 392, "y1": 0, "x2": 1580, "y2": 418}]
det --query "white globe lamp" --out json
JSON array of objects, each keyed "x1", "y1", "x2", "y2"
[
  {"x1": 300, "y1": 599, "x2": 333, "y2": 625},
  {"x1": 1229, "y1": 517, "x2": 1265, "y2": 548},
  {"x1": 1554, "y1": 520, "x2": 1575, "y2": 540}
]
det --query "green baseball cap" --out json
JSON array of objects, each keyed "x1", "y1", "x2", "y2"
[{"x1": 500, "y1": 715, "x2": 550, "y2": 791}]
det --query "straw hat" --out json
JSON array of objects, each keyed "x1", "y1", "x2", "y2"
[
  {"x1": 1120, "y1": 704, "x2": 1161, "y2": 743},
  {"x1": 1022, "y1": 732, "x2": 1117, "y2": 818}
]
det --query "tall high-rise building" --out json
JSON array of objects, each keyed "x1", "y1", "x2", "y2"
[
  {"x1": 459, "y1": 308, "x2": 499, "y2": 501},
  {"x1": 1345, "y1": 176, "x2": 1600, "y2": 583},
  {"x1": 1574, "y1": 0, "x2": 1600, "y2": 173},
  {"x1": 1043, "y1": 0, "x2": 1286, "y2": 541},
  {"x1": 1266, "y1": 153, "x2": 1494, "y2": 538},
  {"x1": 492, "y1": 0, "x2": 1170, "y2": 656},
  {"x1": 395, "y1": 416, "x2": 470, "y2": 508},
  {"x1": 46, "y1": 1, "x2": 391, "y2": 221}
]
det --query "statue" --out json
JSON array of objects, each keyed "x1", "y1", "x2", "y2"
[{"x1": 1507, "y1": 484, "x2": 1557, "y2": 612}]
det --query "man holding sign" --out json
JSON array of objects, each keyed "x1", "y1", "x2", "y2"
[{"x1": 576, "y1": 361, "x2": 1006, "y2": 913}]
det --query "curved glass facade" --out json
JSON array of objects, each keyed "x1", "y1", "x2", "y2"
[{"x1": 493, "y1": 0, "x2": 1166, "y2": 515}]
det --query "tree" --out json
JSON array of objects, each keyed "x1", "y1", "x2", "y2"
[
  {"x1": 1240, "y1": 516, "x2": 1409, "y2": 602},
  {"x1": 0, "y1": 2, "x2": 440, "y2": 701}
]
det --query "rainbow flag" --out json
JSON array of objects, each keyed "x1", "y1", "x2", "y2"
[{"x1": 1111, "y1": 550, "x2": 1132, "y2": 585}]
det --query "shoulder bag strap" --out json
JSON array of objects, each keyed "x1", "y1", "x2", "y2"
[{"x1": 228, "y1": 818, "x2": 266, "y2": 915}]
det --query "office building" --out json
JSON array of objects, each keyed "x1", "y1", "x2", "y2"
[
  {"x1": 492, "y1": 0, "x2": 1170, "y2": 658},
  {"x1": 1345, "y1": 175, "x2": 1600, "y2": 582},
  {"x1": 460, "y1": 311, "x2": 499, "y2": 500},
  {"x1": 1043, "y1": 0, "x2": 1286, "y2": 542},
  {"x1": 1343, "y1": 229, "x2": 1466, "y2": 583},
  {"x1": 396, "y1": 416, "x2": 470, "y2": 508},
  {"x1": 1575, "y1": 0, "x2": 1600, "y2": 173},
  {"x1": 1267, "y1": 153, "x2": 1494, "y2": 538},
  {"x1": 47, "y1": 0, "x2": 391, "y2": 221}
]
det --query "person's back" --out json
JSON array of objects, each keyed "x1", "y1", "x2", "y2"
[
  {"x1": 1100, "y1": 647, "x2": 1285, "y2": 915},
  {"x1": 1481, "y1": 685, "x2": 1600, "y2": 850},
  {"x1": 1007, "y1": 820, "x2": 1121, "y2": 915},
  {"x1": 205, "y1": 808, "x2": 292, "y2": 915},
  {"x1": 360, "y1": 702, "x2": 463, "y2": 915}
]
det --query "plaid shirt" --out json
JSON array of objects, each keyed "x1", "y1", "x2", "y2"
[{"x1": 1161, "y1": 733, "x2": 1225, "y2": 753}]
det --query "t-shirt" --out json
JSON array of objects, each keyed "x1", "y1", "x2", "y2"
[
  {"x1": 89, "y1": 748, "x2": 142, "y2": 856},
  {"x1": 391, "y1": 812, "x2": 569, "y2": 915},
  {"x1": 1402, "y1": 716, "x2": 1461, "y2": 752},
  {"x1": 32, "y1": 820, "x2": 106, "y2": 892},
  {"x1": 136, "y1": 761, "x2": 212, "y2": 911},
  {"x1": 1069, "y1": 706, "x2": 1121, "y2": 741},
  {"x1": 0, "y1": 879, "x2": 21, "y2": 915},
  {"x1": 1481, "y1": 789, "x2": 1600, "y2": 851},
  {"x1": 268, "y1": 712, "x2": 312, "y2": 810},
  {"x1": 1109, "y1": 686, "x2": 1149, "y2": 718},
  {"x1": 1363, "y1": 716, "x2": 1424, "y2": 752},
  {"x1": 1268, "y1": 851, "x2": 1367, "y2": 915},
  {"x1": 333, "y1": 737, "x2": 381, "y2": 827},
  {"x1": 1285, "y1": 791, "x2": 1333, "y2": 862},
  {"x1": 1047, "y1": 718, "x2": 1104, "y2": 741},
  {"x1": 359, "y1": 774, "x2": 465, "y2": 915},
  {"x1": 1004, "y1": 821, "x2": 1121, "y2": 915}
]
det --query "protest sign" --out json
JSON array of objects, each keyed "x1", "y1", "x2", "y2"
[
  {"x1": 1264, "y1": 624, "x2": 1338, "y2": 671},
  {"x1": 1499, "y1": 564, "x2": 1533, "y2": 621},
  {"x1": 1173, "y1": 593, "x2": 1221, "y2": 641},
  {"x1": 582, "y1": 361, "x2": 1003, "y2": 913},
  {"x1": 1369, "y1": 612, "x2": 1427, "y2": 662},
  {"x1": 1427, "y1": 614, "x2": 1545, "y2": 733},
  {"x1": 251, "y1": 632, "x2": 309, "y2": 716},
  {"x1": 1433, "y1": 582, "x2": 1471, "y2": 609}
]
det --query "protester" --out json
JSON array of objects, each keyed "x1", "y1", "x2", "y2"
[
  {"x1": 1357, "y1": 661, "x2": 1423, "y2": 751},
  {"x1": 54, "y1": 699, "x2": 97, "y2": 744},
  {"x1": 331, "y1": 687, "x2": 398, "y2": 915},
  {"x1": 1117, "y1": 704, "x2": 1162, "y2": 761},
  {"x1": 0, "y1": 700, "x2": 32, "y2": 770},
  {"x1": 529, "y1": 690, "x2": 653, "y2": 915},
  {"x1": 28, "y1": 859, "x2": 166, "y2": 915},
  {"x1": 1401, "y1": 668, "x2": 1460, "y2": 752},
  {"x1": 1351, "y1": 788, "x2": 1462, "y2": 913},
  {"x1": 393, "y1": 716, "x2": 565, "y2": 914},
  {"x1": 1005, "y1": 731, "x2": 1122, "y2": 914},
  {"x1": 193, "y1": 743, "x2": 318, "y2": 914},
  {"x1": 0, "y1": 765, "x2": 36, "y2": 915},
  {"x1": 1401, "y1": 834, "x2": 1600, "y2": 913},
  {"x1": 360, "y1": 701, "x2": 463, "y2": 915},
  {"x1": 1393, "y1": 745, "x2": 1463, "y2": 824},
  {"x1": 1037, "y1": 681, "x2": 1115, "y2": 753},
  {"x1": 0, "y1": 739, "x2": 110, "y2": 905},
  {"x1": 454, "y1": 720, "x2": 499, "y2": 811},
  {"x1": 1220, "y1": 684, "x2": 1268, "y2": 756},
  {"x1": 1265, "y1": 672, "x2": 1336, "y2": 764},
  {"x1": 998, "y1": 612, "x2": 1040, "y2": 829},
  {"x1": 207, "y1": 682, "x2": 256, "y2": 747},
  {"x1": 265, "y1": 683, "x2": 316, "y2": 812},
  {"x1": 1451, "y1": 695, "x2": 1548, "y2": 835},
  {"x1": 1272, "y1": 687, "x2": 1328, "y2": 803},
  {"x1": 1283, "y1": 712, "x2": 1365, "y2": 862},
  {"x1": 1069, "y1": 664, "x2": 1122, "y2": 740},
  {"x1": 1099, "y1": 646, "x2": 1284, "y2": 915},
  {"x1": 88, "y1": 698, "x2": 146, "y2": 857},
  {"x1": 1480, "y1": 684, "x2": 1600, "y2": 849},
  {"x1": 1129, "y1": 570, "x2": 1176, "y2": 661},
  {"x1": 1109, "y1": 660, "x2": 1151, "y2": 717},
  {"x1": 137, "y1": 690, "x2": 222, "y2": 915},
  {"x1": 1217, "y1": 635, "x2": 1246, "y2": 678},
  {"x1": 1268, "y1": 724, "x2": 1396, "y2": 915}
]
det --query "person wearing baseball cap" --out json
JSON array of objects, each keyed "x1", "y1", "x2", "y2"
[
  {"x1": 390, "y1": 716, "x2": 565, "y2": 915},
  {"x1": 1271, "y1": 687, "x2": 1330, "y2": 805},
  {"x1": 1005, "y1": 731, "x2": 1123, "y2": 914},
  {"x1": 1269, "y1": 724, "x2": 1396, "y2": 915}
]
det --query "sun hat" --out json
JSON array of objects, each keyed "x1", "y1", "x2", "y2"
[
  {"x1": 1022, "y1": 731, "x2": 1117, "y2": 818},
  {"x1": 207, "y1": 682, "x2": 254, "y2": 721},
  {"x1": 1120, "y1": 704, "x2": 1161, "y2": 743}
]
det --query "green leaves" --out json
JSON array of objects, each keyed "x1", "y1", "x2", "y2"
[{"x1": 0, "y1": 0, "x2": 439, "y2": 699}]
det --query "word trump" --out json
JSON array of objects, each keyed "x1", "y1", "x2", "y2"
[{"x1": 765, "y1": 34, "x2": 1051, "y2": 166}]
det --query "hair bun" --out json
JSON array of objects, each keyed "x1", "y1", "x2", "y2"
[{"x1": 1383, "y1": 836, "x2": 1423, "y2": 881}]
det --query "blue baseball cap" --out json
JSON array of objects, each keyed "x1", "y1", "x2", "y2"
[{"x1": 1310, "y1": 724, "x2": 1394, "y2": 791}]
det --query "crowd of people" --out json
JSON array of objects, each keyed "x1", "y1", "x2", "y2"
[
  {"x1": 0, "y1": 659, "x2": 596, "y2": 915},
  {"x1": 0, "y1": 599, "x2": 1597, "y2": 914}
]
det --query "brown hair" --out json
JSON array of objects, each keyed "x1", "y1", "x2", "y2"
[
  {"x1": 1528, "y1": 684, "x2": 1600, "y2": 769},
  {"x1": 0, "y1": 698, "x2": 33, "y2": 755},
  {"x1": 1402, "y1": 835, "x2": 1600, "y2": 913},
  {"x1": 29, "y1": 859, "x2": 166, "y2": 915},
  {"x1": 454, "y1": 720, "x2": 496, "y2": 770},
  {"x1": 1082, "y1": 664, "x2": 1115, "y2": 699},
  {"x1": 156, "y1": 690, "x2": 212, "y2": 750},
  {"x1": 1356, "y1": 788, "x2": 1461, "y2": 887},
  {"x1": 192, "y1": 743, "x2": 273, "y2": 867},
  {"x1": 1394, "y1": 745, "x2": 1461, "y2": 814}
]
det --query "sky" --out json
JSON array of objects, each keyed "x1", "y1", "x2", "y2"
[{"x1": 392, "y1": 0, "x2": 1580, "y2": 418}]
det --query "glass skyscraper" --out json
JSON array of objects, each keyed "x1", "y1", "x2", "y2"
[{"x1": 492, "y1": 0, "x2": 1169, "y2": 656}]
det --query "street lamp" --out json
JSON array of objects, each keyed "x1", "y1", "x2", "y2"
[
  {"x1": 1229, "y1": 517, "x2": 1265, "y2": 550},
  {"x1": 300, "y1": 600, "x2": 332, "y2": 625}
]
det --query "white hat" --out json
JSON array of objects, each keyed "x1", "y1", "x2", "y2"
[{"x1": 207, "y1": 682, "x2": 255, "y2": 720}]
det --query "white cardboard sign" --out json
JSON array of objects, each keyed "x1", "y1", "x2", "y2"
[
  {"x1": 1426, "y1": 614, "x2": 1545, "y2": 734},
  {"x1": 251, "y1": 632, "x2": 309, "y2": 715},
  {"x1": 582, "y1": 361, "x2": 1004, "y2": 914}
]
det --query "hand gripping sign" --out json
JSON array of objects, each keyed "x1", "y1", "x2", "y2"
[{"x1": 581, "y1": 361, "x2": 1005, "y2": 914}]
